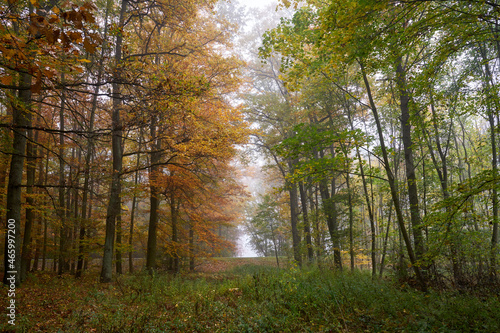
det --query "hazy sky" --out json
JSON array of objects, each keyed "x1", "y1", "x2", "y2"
[
  {"x1": 238, "y1": 0, "x2": 278, "y2": 10},
  {"x1": 246, "y1": 0, "x2": 276, "y2": 8},
  {"x1": 230, "y1": 0, "x2": 282, "y2": 257}
]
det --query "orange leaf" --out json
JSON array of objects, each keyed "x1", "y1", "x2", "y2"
[{"x1": 0, "y1": 75, "x2": 13, "y2": 86}]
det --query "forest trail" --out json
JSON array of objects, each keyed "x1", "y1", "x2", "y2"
[{"x1": 197, "y1": 257, "x2": 278, "y2": 273}]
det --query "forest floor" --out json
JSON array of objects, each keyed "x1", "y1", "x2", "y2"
[{"x1": 1, "y1": 257, "x2": 499, "y2": 332}]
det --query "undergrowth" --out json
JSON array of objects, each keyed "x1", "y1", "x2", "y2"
[{"x1": 1, "y1": 264, "x2": 499, "y2": 332}]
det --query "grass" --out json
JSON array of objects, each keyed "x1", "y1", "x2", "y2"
[{"x1": 1, "y1": 259, "x2": 499, "y2": 332}]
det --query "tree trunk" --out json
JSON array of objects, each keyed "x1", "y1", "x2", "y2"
[
  {"x1": 170, "y1": 192, "x2": 180, "y2": 274},
  {"x1": 100, "y1": 0, "x2": 128, "y2": 283},
  {"x1": 146, "y1": 118, "x2": 161, "y2": 272},
  {"x1": 20, "y1": 126, "x2": 37, "y2": 281},
  {"x1": 395, "y1": 58, "x2": 425, "y2": 262},
  {"x1": 346, "y1": 102, "x2": 376, "y2": 276},
  {"x1": 310, "y1": 184, "x2": 322, "y2": 263},
  {"x1": 2, "y1": 72, "x2": 31, "y2": 286},
  {"x1": 128, "y1": 164, "x2": 140, "y2": 273},
  {"x1": 189, "y1": 224, "x2": 195, "y2": 271},
  {"x1": 58, "y1": 74, "x2": 69, "y2": 275},
  {"x1": 116, "y1": 209, "x2": 123, "y2": 274},
  {"x1": 479, "y1": 44, "x2": 499, "y2": 279},
  {"x1": 346, "y1": 174, "x2": 355, "y2": 271},
  {"x1": 299, "y1": 181, "x2": 314, "y2": 263},
  {"x1": 76, "y1": 3, "x2": 109, "y2": 278},
  {"x1": 287, "y1": 159, "x2": 302, "y2": 267},
  {"x1": 379, "y1": 204, "x2": 393, "y2": 277},
  {"x1": 359, "y1": 60, "x2": 426, "y2": 290}
]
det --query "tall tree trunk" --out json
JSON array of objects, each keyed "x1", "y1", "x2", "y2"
[
  {"x1": 359, "y1": 60, "x2": 426, "y2": 290},
  {"x1": 20, "y1": 126, "x2": 37, "y2": 281},
  {"x1": 100, "y1": 0, "x2": 128, "y2": 283},
  {"x1": 346, "y1": 102, "x2": 376, "y2": 276},
  {"x1": 287, "y1": 159, "x2": 302, "y2": 267},
  {"x1": 189, "y1": 224, "x2": 195, "y2": 271},
  {"x1": 116, "y1": 209, "x2": 122, "y2": 274},
  {"x1": 146, "y1": 118, "x2": 161, "y2": 272},
  {"x1": 421, "y1": 93, "x2": 463, "y2": 283},
  {"x1": 395, "y1": 58, "x2": 425, "y2": 262},
  {"x1": 30, "y1": 117, "x2": 43, "y2": 273},
  {"x1": 310, "y1": 184, "x2": 322, "y2": 263},
  {"x1": 170, "y1": 192, "x2": 180, "y2": 274},
  {"x1": 128, "y1": 150, "x2": 140, "y2": 273},
  {"x1": 479, "y1": 44, "x2": 499, "y2": 279},
  {"x1": 315, "y1": 145, "x2": 342, "y2": 270},
  {"x1": 58, "y1": 74, "x2": 69, "y2": 275},
  {"x1": 77, "y1": 1, "x2": 110, "y2": 278},
  {"x1": 346, "y1": 173, "x2": 355, "y2": 270},
  {"x1": 70, "y1": 147, "x2": 80, "y2": 275},
  {"x1": 379, "y1": 203, "x2": 393, "y2": 277},
  {"x1": 41, "y1": 153, "x2": 49, "y2": 271},
  {"x1": 299, "y1": 181, "x2": 314, "y2": 263},
  {"x1": 3, "y1": 71, "x2": 31, "y2": 286}
]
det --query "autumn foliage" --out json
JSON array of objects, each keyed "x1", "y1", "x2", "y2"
[{"x1": 0, "y1": 0, "x2": 249, "y2": 285}]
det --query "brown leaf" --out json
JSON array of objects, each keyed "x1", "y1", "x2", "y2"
[
  {"x1": 0, "y1": 75, "x2": 13, "y2": 86},
  {"x1": 43, "y1": 69, "x2": 55, "y2": 79},
  {"x1": 45, "y1": 28, "x2": 55, "y2": 44},
  {"x1": 68, "y1": 31, "x2": 82, "y2": 43},
  {"x1": 82, "y1": 11, "x2": 95, "y2": 24},
  {"x1": 28, "y1": 23, "x2": 38, "y2": 36},
  {"x1": 31, "y1": 70, "x2": 42, "y2": 93},
  {"x1": 83, "y1": 38, "x2": 96, "y2": 53},
  {"x1": 61, "y1": 32, "x2": 70, "y2": 47}
]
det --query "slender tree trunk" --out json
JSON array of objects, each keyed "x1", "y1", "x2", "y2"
[
  {"x1": 76, "y1": 5, "x2": 109, "y2": 277},
  {"x1": 146, "y1": 118, "x2": 161, "y2": 272},
  {"x1": 20, "y1": 125, "x2": 37, "y2": 281},
  {"x1": 422, "y1": 93, "x2": 464, "y2": 283},
  {"x1": 267, "y1": 214, "x2": 281, "y2": 269},
  {"x1": 128, "y1": 160, "x2": 140, "y2": 273},
  {"x1": 41, "y1": 153, "x2": 49, "y2": 271},
  {"x1": 380, "y1": 204, "x2": 393, "y2": 277},
  {"x1": 70, "y1": 147, "x2": 80, "y2": 275},
  {"x1": 311, "y1": 185, "x2": 322, "y2": 263},
  {"x1": 395, "y1": 58, "x2": 425, "y2": 262},
  {"x1": 58, "y1": 74, "x2": 69, "y2": 275},
  {"x1": 299, "y1": 181, "x2": 314, "y2": 263},
  {"x1": 287, "y1": 159, "x2": 302, "y2": 267},
  {"x1": 359, "y1": 60, "x2": 426, "y2": 290},
  {"x1": 346, "y1": 174, "x2": 355, "y2": 270},
  {"x1": 189, "y1": 224, "x2": 195, "y2": 271},
  {"x1": 479, "y1": 45, "x2": 499, "y2": 279},
  {"x1": 31, "y1": 119, "x2": 43, "y2": 273},
  {"x1": 347, "y1": 103, "x2": 376, "y2": 276},
  {"x1": 116, "y1": 209, "x2": 122, "y2": 274},
  {"x1": 100, "y1": 0, "x2": 128, "y2": 283},
  {"x1": 170, "y1": 193, "x2": 180, "y2": 274}
]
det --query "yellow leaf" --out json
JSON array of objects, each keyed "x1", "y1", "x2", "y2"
[
  {"x1": 77, "y1": 58, "x2": 91, "y2": 63},
  {"x1": 52, "y1": 6, "x2": 59, "y2": 14}
]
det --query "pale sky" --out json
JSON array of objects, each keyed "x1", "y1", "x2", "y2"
[
  {"x1": 229, "y1": 0, "x2": 282, "y2": 257},
  {"x1": 238, "y1": 0, "x2": 278, "y2": 10}
]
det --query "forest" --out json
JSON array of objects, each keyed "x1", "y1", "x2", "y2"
[{"x1": 1, "y1": 0, "x2": 500, "y2": 332}]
